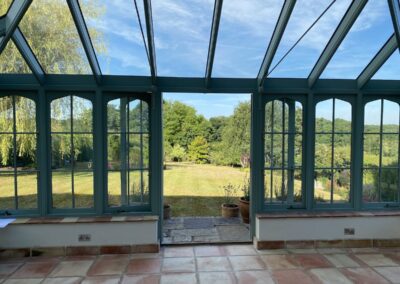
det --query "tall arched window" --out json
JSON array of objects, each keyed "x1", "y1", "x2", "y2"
[
  {"x1": 0, "y1": 95, "x2": 37, "y2": 211},
  {"x1": 107, "y1": 97, "x2": 149, "y2": 209},
  {"x1": 363, "y1": 99, "x2": 399, "y2": 204},
  {"x1": 50, "y1": 95, "x2": 94, "y2": 209},
  {"x1": 264, "y1": 99, "x2": 303, "y2": 206},
  {"x1": 314, "y1": 99, "x2": 352, "y2": 204}
]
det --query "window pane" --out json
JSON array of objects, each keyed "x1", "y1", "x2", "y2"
[
  {"x1": 129, "y1": 134, "x2": 141, "y2": 169},
  {"x1": 264, "y1": 134, "x2": 272, "y2": 168},
  {"x1": 0, "y1": 96, "x2": 13, "y2": 132},
  {"x1": 264, "y1": 170, "x2": 272, "y2": 201},
  {"x1": 143, "y1": 134, "x2": 149, "y2": 168},
  {"x1": 272, "y1": 134, "x2": 283, "y2": 167},
  {"x1": 315, "y1": 134, "x2": 332, "y2": 168},
  {"x1": 265, "y1": 102, "x2": 273, "y2": 132},
  {"x1": 107, "y1": 134, "x2": 121, "y2": 170},
  {"x1": 52, "y1": 171, "x2": 73, "y2": 208},
  {"x1": 334, "y1": 134, "x2": 351, "y2": 168},
  {"x1": 363, "y1": 134, "x2": 380, "y2": 168},
  {"x1": 294, "y1": 134, "x2": 302, "y2": 166},
  {"x1": 73, "y1": 134, "x2": 93, "y2": 170},
  {"x1": 382, "y1": 134, "x2": 398, "y2": 167},
  {"x1": 129, "y1": 100, "x2": 149, "y2": 133},
  {"x1": 295, "y1": 102, "x2": 303, "y2": 133},
  {"x1": 129, "y1": 170, "x2": 149, "y2": 205},
  {"x1": 17, "y1": 172, "x2": 37, "y2": 209},
  {"x1": 16, "y1": 134, "x2": 37, "y2": 170},
  {"x1": 0, "y1": 134, "x2": 14, "y2": 169},
  {"x1": 107, "y1": 99, "x2": 121, "y2": 132},
  {"x1": 294, "y1": 169, "x2": 302, "y2": 202},
  {"x1": 382, "y1": 100, "x2": 399, "y2": 133},
  {"x1": 15, "y1": 97, "x2": 36, "y2": 133},
  {"x1": 314, "y1": 170, "x2": 331, "y2": 203},
  {"x1": 372, "y1": 51, "x2": 400, "y2": 80},
  {"x1": 381, "y1": 168, "x2": 399, "y2": 202},
  {"x1": 333, "y1": 169, "x2": 350, "y2": 203},
  {"x1": 51, "y1": 97, "x2": 71, "y2": 132},
  {"x1": 0, "y1": 41, "x2": 31, "y2": 74},
  {"x1": 316, "y1": 99, "x2": 333, "y2": 133},
  {"x1": 334, "y1": 100, "x2": 352, "y2": 133},
  {"x1": 73, "y1": 97, "x2": 92, "y2": 132},
  {"x1": 363, "y1": 169, "x2": 378, "y2": 202},
  {"x1": 74, "y1": 171, "x2": 94, "y2": 208},
  {"x1": 0, "y1": 172, "x2": 15, "y2": 210},
  {"x1": 364, "y1": 100, "x2": 382, "y2": 133},
  {"x1": 108, "y1": 171, "x2": 121, "y2": 207},
  {"x1": 0, "y1": 0, "x2": 12, "y2": 16},
  {"x1": 52, "y1": 134, "x2": 72, "y2": 170}
]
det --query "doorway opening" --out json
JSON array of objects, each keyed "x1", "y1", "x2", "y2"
[{"x1": 162, "y1": 93, "x2": 251, "y2": 244}]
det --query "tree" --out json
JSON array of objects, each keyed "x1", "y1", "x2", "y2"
[
  {"x1": 188, "y1": 136, "x2": 210, "y2": 164},
  {"x1": 169, "y1": 145, "x2": 186, "y2": 162}
]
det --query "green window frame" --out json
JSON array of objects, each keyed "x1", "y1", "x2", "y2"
[
  {"x1": 0, "y1": 94, "x2": 38, "y2": 214},
  {"x1": 106, "y1": 94, "x2": 150, "y2": 213}
]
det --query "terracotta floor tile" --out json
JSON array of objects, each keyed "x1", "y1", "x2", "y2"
[
  {"x1": 225, "y1": 245, "x2": 257, "y2": 256},
  {"x1": 374, "y1": 266, "x2": 400, "y2": 283},
  {"x1": 229, "y1": 256, "x2": 265, "y2": 271},
  {"x1": 130, "y1": 253, "x2": 161, "y2": 259},
  {"x1": 355, "y1": 254, "x2": 398, "y2": 267},
  {"x1": 324, "y1": 254, "x2": 360, "y2": 268},
  {"x1": 350, "y1": 248, "x2": 378, "y2": 254},
  {"x1": 0, "y1": 263, "x2": 22, "y2": 277},
  {"x1": 87, "y1": 255, "x2": 129, "y2": 276},
  {"x1": 235, "y1": 270, "x2": 274, "y2": 284},
  {"x1": 341, "y1": 267, "x2": 389, "y2": 284},
  {"x1": 163, "y1": 247, "x2": 194, "y2": 258},
  {"x1": 261, "y1": 255, "x2": 298, "y2": 270},
  {"x1": 3, "y1": 279, "x2": 43, "y2": 284},
  {"x1": 196, "y1": 256, "x2": 231, "y2": 272},
  {"x1": 272, "y1": 269, "x2": 315, "y2": 284},
  {"x1": 293, "y1": 254, "x2": 332, "y2": 269},
  {"x1": 289, "y1": 249, "x2": 318, "y2": 254},
  {"x1": 162, "y1": 257, "x2": 195, "y2": 273},
  {"x1": 160, "y1": 273, "x2": 197, "y2": 284},
  {"x1": 50, "y1": 260, "x2": 93, "y2": 277},
  {"x1": 257, "y1": 249, "x2": 288, "y2": 255},
  {"x1": 317, "y1": 248, "x2": 348, "y2": 254},
  {"x1": 198, "y1": 272, "x2": 235, "y2": 284},
  {"x1": 41, "y1": 277, "x2": 82, "y2": 284},
  {"x1": 309, "y1": 268, "x2": 352, "y2": 284},
  {"x1": 121, "y1": 274, "x2": 160, "y2": 284},
  {"x1": 81, "y1": 276, "x2": 121, "y2": 284},
  {"x1": 194, "y1": 246, "x2": 226, "y2": 257},
  {"x1": 11, "y1": 262, "x2": 57, "y2": 278},
  {"x1": 126, "y1": 258, "x2": 161, "y2": 274}
]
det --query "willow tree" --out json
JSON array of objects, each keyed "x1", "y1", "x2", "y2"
[{"x1": 0, "y1": 0, "x2": 106, "y2": 166}]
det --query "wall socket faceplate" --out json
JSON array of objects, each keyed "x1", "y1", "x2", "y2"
[
  {"x1": 78, "y1": 234, "x2": 91, "y2": 242},
  {"x1": 344, "y1": 228, "x2": 355, "y2": 235}
]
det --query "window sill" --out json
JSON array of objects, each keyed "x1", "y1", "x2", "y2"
[{"x1": 256, "y1": 210, "x2": 400, "y2": 219}]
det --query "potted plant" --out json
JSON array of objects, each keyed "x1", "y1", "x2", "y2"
[
  {"x1": 239, "y1": 176, "x2": 250, "y2": 224},
  {"x1": 221, "y1": 183, "x2": 239, "y2": 218},
  {"x1": 164, "y1": 203, "x2": 171, "y2": 220}
]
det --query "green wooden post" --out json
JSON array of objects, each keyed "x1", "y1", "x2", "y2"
[
  {"x1": 305, "y1": 92, "x2": 315, "y2": 209},
  {"x1": 353, "y1": 92, "x2": 364, "y2": 209},
  {"x1": 120, "y1": 97, "x2": 128, "y2": 205},
  {"x1": 250, "y1": 91, "x2": 264, "y2": 238},
  {"x1": 94, "y1": 89, "x2": 104, "y2": 215},
  {"x1": 287, "y1": 100, "x2": 295, "y2": 204}
]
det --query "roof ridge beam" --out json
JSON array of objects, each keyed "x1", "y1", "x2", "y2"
[
  {"x1": 308, "y1": 0, "x2": 367, "y2": 88},
  {"x1": 205, "y1": 0, "x2": 223, "y2": 89},
  {"x1": 357, "y1": 34, "x2": 397, "y2": 89},
  {"x1": 388, "y1": 0, "x2": 400, "y2": 52},
  {"x1": 257, "y1": 0, "x2": 296, "y2": 88},
  {"x1": 12, "y1": 27, "x2": 45, "y2": 85},
  {"x1": 67, "y1": 0, "x2": 102, "y2": 85},
  {"x1": 143, "y1": 0, "x2": 157, "y2": 84},
  {"x1": 0, "y1": 0, "x2": 32, "y2": 54}
]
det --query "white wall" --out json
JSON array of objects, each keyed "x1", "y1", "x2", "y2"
[
  {"x1": 0, "y1": 221, "x2": 158, "y2": 248},
  {"x1": 256, "y1": 216, "x2": 400, "y2": 241}
]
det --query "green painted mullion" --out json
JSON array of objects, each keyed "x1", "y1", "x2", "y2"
[
  {"x1": 70, "y1": 95, "x2": 75, "y2": 209},
  {"x1": 120, "y1": 97, "x2": 128, "y2": 206},
  {"x1": 12, "y1": 96, "x2": 18, "y2": 210},
  {"x1": 38, "y1": 88, "x2": 49, "y2": 216},
  {"x1": 353, "y1": 92, "x2": 363, "y2": 210},
  {"x1": 378, "y1": 99, "x2": 384, "y2": 202},
  {"x1": 94, "y1": 89, "x2": 104, "y2": 215},
  {"x1": 305, "y1": 93, "x2": 315, "y2": 209},
  {"x1": 330, "y1": 99, "x2": 335, "y2": 203},
  {"x1": 287, "y1": 100, "x2": 295, "y2": 204}
]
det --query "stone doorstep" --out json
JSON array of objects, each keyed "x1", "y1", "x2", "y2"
[
  {"x1": 0, "y1": 243, "x2": 160, "y2": 259},
  {"x1": 254, "y1": 238, "x2": 400, "y2": 250}
]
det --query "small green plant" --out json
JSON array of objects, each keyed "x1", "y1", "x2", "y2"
[
  {"x1": 240, "y1": 174, "x2": 250, "y2": 201},
  {"x1": 222, "y1": 183, "x2": 238, "y2": 205}
]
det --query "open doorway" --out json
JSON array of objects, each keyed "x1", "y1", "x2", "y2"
[{"x1": 162, "y1": 93, "x2": 251, "y2": 244}]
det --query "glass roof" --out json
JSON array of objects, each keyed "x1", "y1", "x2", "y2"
[
  {"x1": 269, "y1": 0, "x2": 351, "y2": 78},
  {"x1": 19, "y1": 0, "x2": 91, "y2": 74},
  {"x1": 213, "y1": 0, "x2": 284, "y2": 78},
  {"x1": 0, "y1": 41, "x2": 31, "y2": 74},
  {"x1": 79, "y1": 0, "x2": 150, "y2": 76},
  {"x1": 372, "y1": 51, "x2": 400, "y2": 80},
  {"x1": 321, "y1": 1, "x2": 393, "y2": 79},
  {"x1": 152, "y1": 0, "x2": 213, "y2": 77},
  {"x1": 0, "y1": 0, "x2": 12, "y2": 16}
]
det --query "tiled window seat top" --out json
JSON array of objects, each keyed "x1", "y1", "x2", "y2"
[
  {"x1": 4, "y1": 215, "x2": 159, "y2": 225},
  {"x1": 256, "y1": 211, "x2": 400, "y2": 219}
]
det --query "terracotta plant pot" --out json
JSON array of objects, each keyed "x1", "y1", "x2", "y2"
[
  {"x1": 221, "y1": 203, "x2": 239, "y2": 218},
  {"x1": 239, "y1": 197, "x2": 250, "y2": 224},
  {"x1": 163, "y1": 204, "x2": 171, "y2": 220}
]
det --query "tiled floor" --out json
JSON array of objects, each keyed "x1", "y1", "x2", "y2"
[
  {"x1": 163, "y1": 217, "x2": 251, "y2": 244},
  {"x1": 2, "y1": 245, "x2": 400, "y2": 283}
]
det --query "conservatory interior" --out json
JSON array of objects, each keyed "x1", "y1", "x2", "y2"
[{"x1": 2, "y1": 0, "x2": 400, "y2": 281}]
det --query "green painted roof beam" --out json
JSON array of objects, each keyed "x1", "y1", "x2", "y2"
[
  {"x1": 205, "y1": 0, "x2": 223, "y2": 88},
  {"x1": 0, "y1": 0, "x2": 32, "y2": 54},
  {"x1": 257, "y1": 0, "x2": 296, "y2": 88},
  {"x1": 12, "y1": 27, "x2": 45, "y2": 85},
  {"x1": 67, "y1": 0, "x2": 102, "y2": 85},
  {"x1": 308, "y1": 0, "x2": 367, "y2": 88},
  {"x1": 357, "y1": 34, "x2": 397, "y2": 89},
  {"x1": 143, "y1": 0, "x2": 157, "y2": 84},
  {"x1": 388, "y1": 0, "x2": 400, "y2": 53}
]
